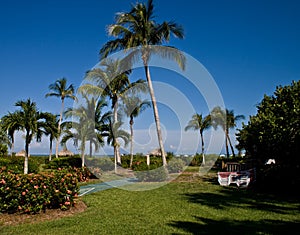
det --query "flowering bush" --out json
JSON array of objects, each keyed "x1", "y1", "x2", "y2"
[{"x1": 0, "y1": 168, "x2": 79, "y2": 214}]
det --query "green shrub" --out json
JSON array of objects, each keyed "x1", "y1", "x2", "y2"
[
  {"x1": 0, "y1": 168, "x2": 79, "y2": 214},
  {"x1": 135, "y1": 167, "x2": 168, "y2": 182},
  {"x1": 45, "y1": 157, "x2": 82, "y2": 169},
  {"x1": 0, "y1": 144, "x2": 8, "y2": 157},
  {"x1": 167, "y1": 158, "x2": 185, "y2": 173},
  {"x1": 0, "y1": 156, "x2": 39, "y2": 174}
]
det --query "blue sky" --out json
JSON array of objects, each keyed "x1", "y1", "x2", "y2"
[{"x1": 0, "y1": 0, "x2": 299, "y2": 155}]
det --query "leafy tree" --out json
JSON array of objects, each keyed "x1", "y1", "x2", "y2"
[
  {"x1": 0, "y1": 119, "x2": 10, "y2": 156},
  {"x1": 211, "y1": 107, "x2": 244, "y2": 157},
  {"x1": 122, "y1": 96, "x2": 151, "y2": 167},
  {"x1": 237, "y1": 81, "x2": 300, "y2": 187},
  {"x1": 99, "y1": 0, "x2": 185, "y2": 167},
  {"x1": 185, "y1": 113, "x2": 211, "y2": 165},
  {"x1": 13, "y1": 99, "x2": 45, "y2": 174},
  {"x1": 45, "y1": 77, "x2": 76, "y2": 158}
]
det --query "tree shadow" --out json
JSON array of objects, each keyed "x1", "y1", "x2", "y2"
[
  {"x1": 183, "y1": 187, "x2": 300, "y2": 214},
  {"x1": 169, "y1": 216, "x2": 300, "y2": 235}
]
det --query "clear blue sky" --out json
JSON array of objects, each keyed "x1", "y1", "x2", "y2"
[{"x1": 0, "y1": 0, "x2": 299, "y2": 154}]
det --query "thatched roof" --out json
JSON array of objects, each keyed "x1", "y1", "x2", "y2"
[
  {"x1": 148, "y1": 148, "x2": 166, "y2": 156},
  {"x1": 58, "y1": 149, "x2": 74, "y2": 157},
  {"x1": 16, "y1": 150, "x2": 29, "y2": 157}
]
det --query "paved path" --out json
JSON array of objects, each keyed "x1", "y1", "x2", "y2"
[{"x1": 79, "y1": 178, "x2": 137, "y2": 196}]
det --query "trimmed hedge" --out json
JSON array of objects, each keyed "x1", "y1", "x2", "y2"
[
  {"x1": 0, "y1": 168, "x2": 79, "y2": 214},
  {"x1": 0, "y1": 156, "x2": 39, "y2": 174}
]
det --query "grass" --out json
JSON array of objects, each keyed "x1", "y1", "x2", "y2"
[{"x1": 1, "y1": 168, "x2": 299, "y2": 234}]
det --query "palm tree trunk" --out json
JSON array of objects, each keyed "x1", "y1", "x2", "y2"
[
  {"x1": 49, "y1": 139, "x2": 53, "y2": 161},
  {"x1": 55, "y1": 99, "x2": 64, "y2": 158},
  {"x1": 227, "y1": 133, "x2": 236, "y2": 157},
  {"x1": 200, "y1": 131, "x2": 205, "y2": 165},
  {"x1": 225, "y1": 129, "x2": 230, "y2": 158},
  {"x1": 114, "y1": 144, "x2": 118, "y2": 174},
  {"x1": 144, "y1": 65, "x2": 167, "y2": 167},
  {"x1": 113, "y1": 99, "x2": 121, "y2": 164},
  {"x1": 24, "y1": 132, "x2": 30, "y2": 174},
  {"x1": 11, "y1": 137, "x2": 14, "y2": 156},
  {"x1": 129, "y1": 117, "x2": 134, "y2": 168},
  {"x1": 81, "y1": 142, "x2": 85, "y2": 168},
  {"x1": 89, "y1": 140, "x2": 93, "y2": 158}
]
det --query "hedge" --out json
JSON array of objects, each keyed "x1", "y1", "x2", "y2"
[{"x1": 0, "y1": 168, "x2": 79, "y2": 214}]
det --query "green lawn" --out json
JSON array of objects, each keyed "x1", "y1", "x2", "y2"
[{"x1": 1, "y1": 169, "x2": 299, "y2": 234}]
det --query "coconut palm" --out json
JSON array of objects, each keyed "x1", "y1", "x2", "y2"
[
  {"x1": 99, "y1": 0, "x2": 185, "y2": 167},
  {"x1": 122, "y1": 96, "x2": 150, "y2": 167},
  {"x1": 45, "y1": 77, "x2": 76, "y2": 158},
  {"x1": 42, "y1": 113, "x2": 59, "y2": 161},
  {"x1": 211, "y1": 107, "x2": 245, "y2": 157},
  {"x1": 106, "y1": 117, "x2": 130, "y2": 173},
  {"x1": 13, "y1": 99, "x2": 45, "y2": 174},
  {"x1": 80, "y1": 58, "x2": 147, "y2": 165},
  {"x1": 62, "y1": 95, "x2": 110, "y2": 167},
  {"x1": 1, "y1": 112, "x2": 20, "y2": 155},
  {"x1": 185, "y1": 113, "x2": 211, "y2": 165}
]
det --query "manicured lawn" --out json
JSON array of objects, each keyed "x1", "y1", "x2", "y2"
[{"x1": 1, "y1": 169, "x2": 299, "y2": 234}]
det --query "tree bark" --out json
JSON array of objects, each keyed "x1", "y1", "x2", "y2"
[
  {"x1": 225, "y1": 129, "x2": 230, "y2": 158},
  {"x1": 24, "y1": 131, "x2": 30, "y2": 174},
  {"x1": 200, "y1": 131, "x2": 205, "y2": 165},
  {"x1": 49, "y1": 139, "x2": 53, "y2": 161},
  {"x1": 113, "y1": 99, "x2": 121, "y2": 164},
  {"x1": 55, "y1": 99, "x2": 64, "y2": 158},
  {"x1": 144, "y1": 65, "x2": 167, "y2": 166},
  {"x1": 129, "y1": 117, "x2": 134, "y2": 168},
  {"x1": 227, "y1": 133, "x2": 236, "y2": 157}
]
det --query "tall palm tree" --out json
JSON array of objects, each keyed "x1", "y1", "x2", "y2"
[
  {"x1": 45, "y1": 77, "x2": 76, "y2": 158},
  {"x1": 122, "y1": 96, "x2": 150, "y2": 167},
  {"x1": 14, "y1": 99, "x2": 45, "y2": 174},
  {"x1": 80, "y1": 58, "x2": 146, "y2": 165},
  {"x1": 42, "y1": 113, "x2": 59, "y2": 161},
  {"x1": 185, "y1": 113, "x2": 211, "y2": 165},
  {"x1": 1, "y1": 112, "x2": 20, "y2": 155},
  {"x1": 99, "y1": 0, "x2": 185, "y2": 167},
  {"x1": 211, "y1": 107, "x2": 245, "y2": 157}
]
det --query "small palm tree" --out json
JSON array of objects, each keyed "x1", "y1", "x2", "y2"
[
  {"x1": 185, "y1": 113, "x2": 211, "y2": 165},
  {"x1": 14, "y1": 99, "x2": 45, "y2": 174},
  {"x1": 45, "y1": 77, "x2": 76, "y2": 158},
  {"x1": 42, "y1": 113, "x2": 59, "y2": 161},
  {"x1": 211, "y1": 107, "x2": 245, "y2": 157},
  {"x1": 106, "y1": 117, "x2": 130, "y2": 173},
  {"x1": 1, "y1": 112, "x2": 20, "y2": 155},
  {"x1": 122, "y1": 96, "x2": 150, "y2": 167},
  {"x1": 99, "y1": 0, "x2": 185, "y2": 167},
  {"x1": 80, "y1": 58, "x2": 146, "y2": 165}
]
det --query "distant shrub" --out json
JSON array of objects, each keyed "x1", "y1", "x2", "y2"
[
  {"x1": 167, "y1": 158, "x2": 185, "y2": 173},
  {"x1": 0, "y1": 144, "x2": 8, "y2": 157},
  {"x1": 85, "y1": 157, "x2": 114, "y2": 171},
  {"x1": 45, "y1": 157, "x2": 82, "y2": 169},
  {"x1": 135, "y1": 167, "x2": 168, "y2": 182}
]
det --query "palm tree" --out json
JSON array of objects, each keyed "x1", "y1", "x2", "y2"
[
  {"x1": 0, "y1": 119, "x2": 11, "y2": 149},
  {"x1": 80, "y1": 58, "x2": 147, "y2": 165},
  {"x1": 99, "y1": 0, "x2": 185, "y2": 167},
  {"x1": 185, "y1": 113, "x2": 211, "y2": 165},
  {"x1": 122, "y1": 96, "x2": 150, "y2": 167},
  {"x1": 211, "y1": 107, "x2": 245, "y2": 157},
  {"x1": 106, "y1": 117, "x2": 130, "y2": 173},
  {"x1": 62, "y1": 95, "x2": 110, "y2": 167},
  {"x1": 42, "y1": 113, "x2": 59, "y2": 161},
  {"x1": 1, "y1": 112, "x2": 20, "y2": 155},
  {"x1": 14, "y1": 99, "x2": 45, "y2": 174},
  {"x1": 45, "y1": 77, "x2": 76, "y2": 158}
]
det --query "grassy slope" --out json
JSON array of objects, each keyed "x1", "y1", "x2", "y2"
[{"x1": 1, "y1": 170, "x2": 299, "y2": 235}]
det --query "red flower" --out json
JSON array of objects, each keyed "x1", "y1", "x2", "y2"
[{"x1": 22, "y1": 191, "x2": 26, "y2": 196}]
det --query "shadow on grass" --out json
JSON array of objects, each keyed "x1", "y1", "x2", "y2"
[
  {"x1": 183, "y1": 187, "x2": 300, "y2": 214},
  {"x1": 169, "y1": 216, "x2": 300, "y2": 235}
]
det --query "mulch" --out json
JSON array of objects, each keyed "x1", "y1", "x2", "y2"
[{"x1": 0, "y1": 200, "x2": 87, "y2": 226}]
